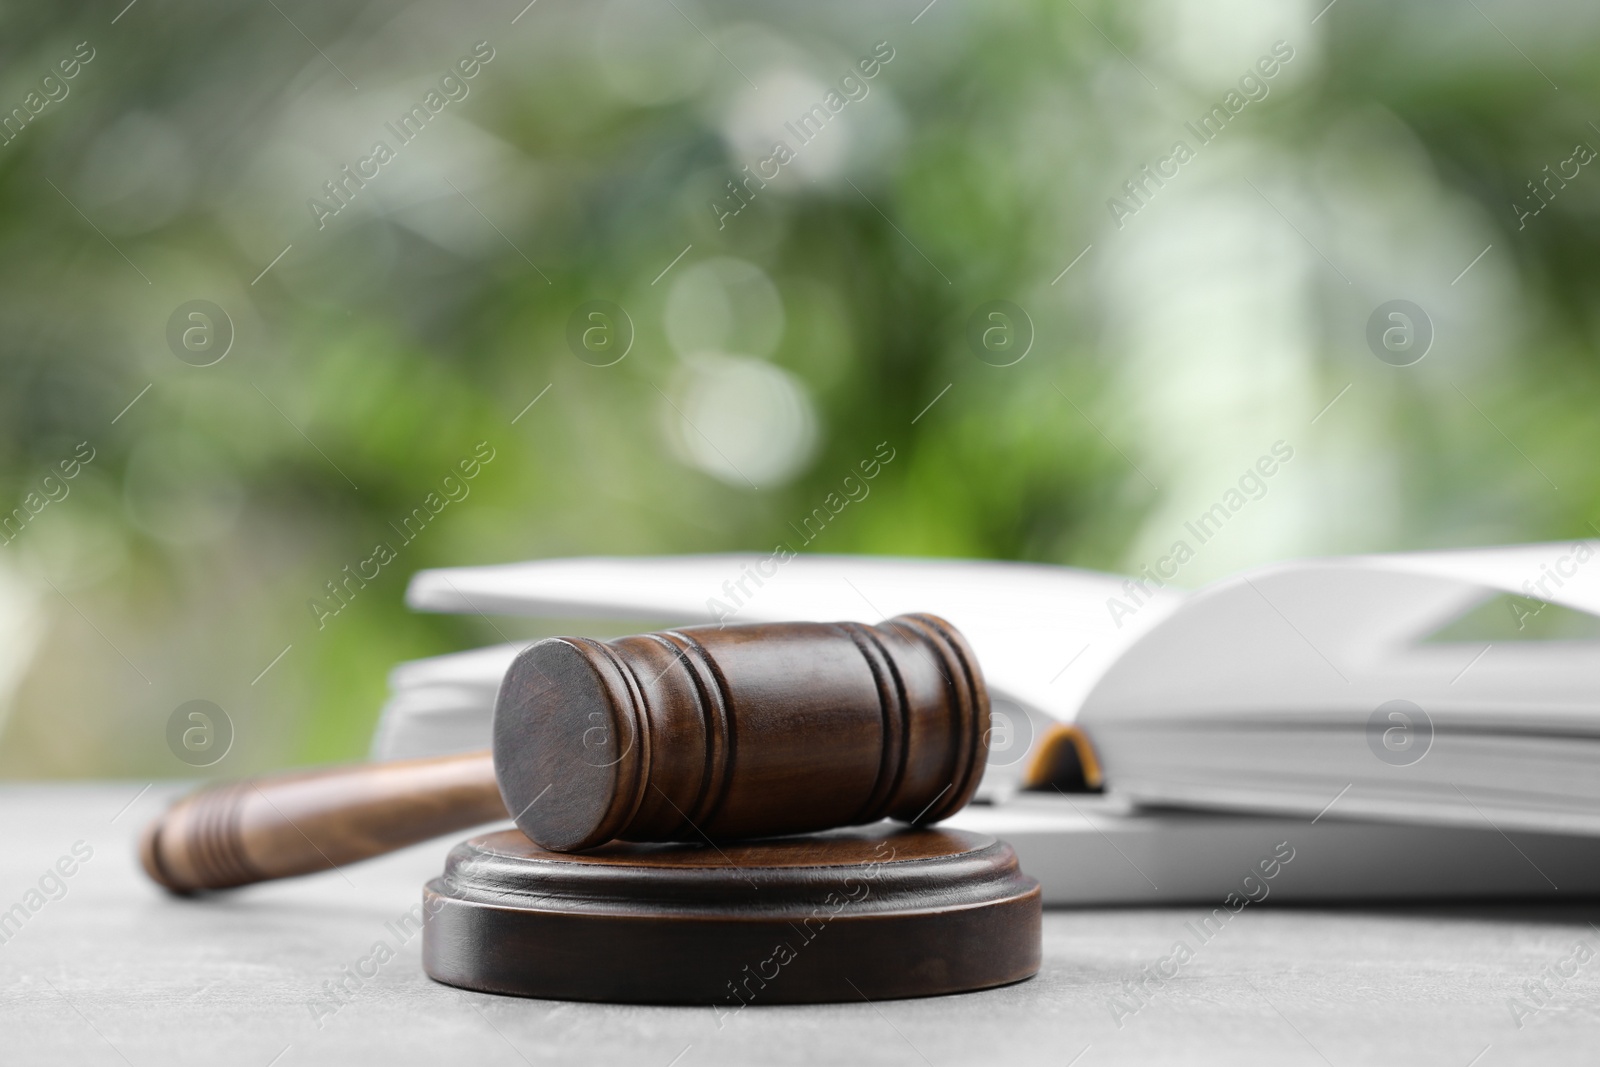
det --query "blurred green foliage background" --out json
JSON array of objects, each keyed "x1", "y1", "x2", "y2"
[{"x1": 1, "y1": 0, "x2": 1598, "y2": 778}]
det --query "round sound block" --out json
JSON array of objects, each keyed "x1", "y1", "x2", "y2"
[{"x1": 423, "y1": 824, "x2": 1041, "y2": 1005}]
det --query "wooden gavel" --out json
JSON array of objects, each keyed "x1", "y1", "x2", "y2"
[{"x1": 141, "y1": 614, "x2": 989, "y2": 892}]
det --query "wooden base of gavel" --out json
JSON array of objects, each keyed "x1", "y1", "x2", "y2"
[{"x1": 141, "y1": 615, "x2": 1041, "y2": 1003}]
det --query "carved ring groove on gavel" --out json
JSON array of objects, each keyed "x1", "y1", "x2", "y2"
[{"x1": 141, "y1": 614, "x2": 990, "y2": 892}]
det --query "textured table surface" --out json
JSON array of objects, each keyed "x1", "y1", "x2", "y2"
[{"x1": 3, "y1": 783, "x2": 1599, "y2": 1066}]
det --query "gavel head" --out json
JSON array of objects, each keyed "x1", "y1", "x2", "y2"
[{"x1": 493, "y1": 614, "x2": 989, "y2": 851}]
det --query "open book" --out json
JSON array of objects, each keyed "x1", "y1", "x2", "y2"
[
  {"x1": 374, "y1": 554, "x2": 1182, "y2": 797},
  {"x1": 372, "y1": 544, "x2": 1600, "y2": 901}
]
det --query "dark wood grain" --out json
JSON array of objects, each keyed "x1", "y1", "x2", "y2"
[
  {"x1": 139, "y1": 751, "x2": 506, "y2": 892},
  {"x1": 423, "y1": 824, "x2": 1041, "y2": 1004},
  {"x1": 140, "y1": 613, "x2": 990, "y2": 890},
  {"x1": 495, "y1": 613, "x2": 989, "y2": 850}
]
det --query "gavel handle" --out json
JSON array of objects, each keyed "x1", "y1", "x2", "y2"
[{"x1": 139, "y1": 751, "x2": 508, "y2": 893}]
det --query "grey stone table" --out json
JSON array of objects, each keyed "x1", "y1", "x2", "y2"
[{"x1": 3, "y1": 783, "x2": 1599, "y2": 1066}]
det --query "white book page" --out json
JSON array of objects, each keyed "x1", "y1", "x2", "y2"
[
  {"x1": 404, "y1": 554, "x2": 1184, "y2": 722},
  {"x1": 1078, "y1": 542, "x2": 1600, "y2": 833},
  {"x1": 1079, "y1": 541, "x2": 1600, "y2": 728},
  {"x1": 386, "y1": 642, "x2": 522, "y2": 695}
]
